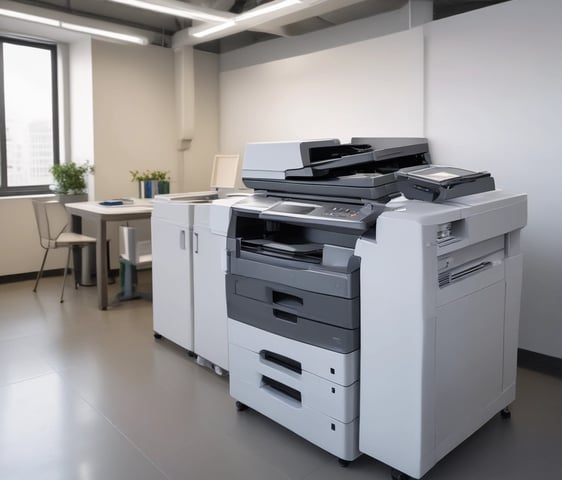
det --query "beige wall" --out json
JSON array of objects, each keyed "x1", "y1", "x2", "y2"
[
  {"x1": 0, "y1": 197, "x2": 68, "y2": 276},
  {"x1": 91, "y1": 40, "x2": 177, "y2": 200},
  {"x1": 181, "y1": 50, "x2": 220, "y2": 192}
]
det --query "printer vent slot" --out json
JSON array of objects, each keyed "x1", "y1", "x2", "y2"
[
  {"x1": 439, "y1": 261, "x2": 492, "y2": 288},
  {"x1": 261, "y1": 350, "x2": 302, "y2": 374},
  {"x1": 438, "y1": 271, "x2": 450, "y2": 288},
  {"x1": 262, "y1": 375, "x2": 302, "y2": 403}
]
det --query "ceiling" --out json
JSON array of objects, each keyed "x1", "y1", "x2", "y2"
[{"x1": 5, "y1": 0, "x2": 509, "y2": 52}]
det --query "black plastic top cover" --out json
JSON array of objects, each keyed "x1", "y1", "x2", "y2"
[{"x1": 395, "y1": 166, "x2": 495, "y2": 202}]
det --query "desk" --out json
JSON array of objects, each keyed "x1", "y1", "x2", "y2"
[{"x1": 65, "y1": 202, "x2": 153, "y2": 310}]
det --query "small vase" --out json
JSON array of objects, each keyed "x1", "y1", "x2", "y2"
[
  {"x1": 158, "y1": 181, "x2": 170, "y2": 195},
  {"x1": 138, "y1": 180, "x2": 157, "y2": 198}
]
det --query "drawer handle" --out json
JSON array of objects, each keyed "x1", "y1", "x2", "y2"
[
  {"x1": 272, "y1": 290, "x2": 303, "y2": 308},
  {"x1": 273, "y1": 309, "x2": 298, "y2": 323},
  {"x1": 262, "y1": 375, "x2": 302, "y2": 404},
  {"x1": 260, "y1": 350, "x2": 302, "y2": 374}
]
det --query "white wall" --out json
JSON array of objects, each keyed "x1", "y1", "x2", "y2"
[
  {"x1": 220, "y1": 2, "x2": 412, "y2": 72},
  {"x1": 220, "y1": 27, "x2": 424, "y2": 155},
  {"x1": 68, "y1": 38, "x2": 95, "y2": 198},
  {"x1": 218, "y1": 0, "x2": 562, "y2": 359},
  {"x1": 424, "y1": 0, "x2": 562, "y2": 358}
]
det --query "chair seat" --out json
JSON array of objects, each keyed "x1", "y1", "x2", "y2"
[
  {"x1": 55, "y1": 232, "x2": 96, "y2": 247},
  {"x1": 32, "y1": 198, "x2": 98, "y2": 303}
]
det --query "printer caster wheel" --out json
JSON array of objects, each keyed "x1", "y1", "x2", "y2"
[
  {"x1": 187, "y1": 351, "x2": 195, "y2": 357},
  {"x1": 391, "y1": 468, "x2": 411, "y2": 480},
  {"x1": 338, "y1": 459, "x2": 350, "y2": 468},
  {"x1": 236, "y1": 401, "x2": 248, "y2": 412},
  {"x1": 153, "y1": 333, "x2": 162, "y2": 339},
  {"x1": 500, "y1": 407, "x2": 511, "y2": 419}
]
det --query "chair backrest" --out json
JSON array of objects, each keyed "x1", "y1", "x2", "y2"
[
  {"x1": 119, "y1": 226, "x2": 152, "y2": 266},
  {"x1": 32, "y1": 199, "x2": 68, "y2": 249}
]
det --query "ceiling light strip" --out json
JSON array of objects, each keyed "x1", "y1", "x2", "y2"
[
  {"x1": 0, "y1": 8, "x2": 149, "y2": 45},
  {"x1": 0, "y1": 8, "x2": 60, "y2": 26},
  {"x1": 109, "y1": 0, "x2": 231, "y2": 23},
  {"x1": 188, "y1": 0, "x2": 303, "y2": 40},
  {"x1": 235, "y1": 0, "x2": 301, "y2": 22},
  {"x1": 60, "y1": 22, "x2": 149, "y2": 45}
]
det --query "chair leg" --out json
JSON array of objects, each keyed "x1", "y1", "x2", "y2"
[
  {"x1": 60, "y1": 247, "x2": 72, "y2": 303},
  {"x1": 33, "y1": 249, "x2": 49, "y2": 293}
]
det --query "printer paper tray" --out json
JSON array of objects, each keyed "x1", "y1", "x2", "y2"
[
  {"x1": 230, "y1": 343, "x2": 359, "y2": 423},
  {"x1": 227, "y1": 274, "x2": 359, "y2": 328},
  {"x1": 228, "y1": 319, "x2": 358, "y2": 385}
]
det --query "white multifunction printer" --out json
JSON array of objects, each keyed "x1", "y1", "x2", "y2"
[{"x1": 225, "y1": 139, "x2": 527, "y2": 480}]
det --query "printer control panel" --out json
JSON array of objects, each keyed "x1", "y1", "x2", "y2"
[
  {"x1": 258, "y1": 200, "x2": 384, "y2": 232},
  {"x1": 325, "y1": 206, "x2": 361, "y2": 218}
]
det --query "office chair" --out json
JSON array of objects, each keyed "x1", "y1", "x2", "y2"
[
  {"x1": 32, "y1": 199, "x2": 96, "y2": 303},
  {"x1": 117, "y1": 225, "x2": 152, "y2": 301}
]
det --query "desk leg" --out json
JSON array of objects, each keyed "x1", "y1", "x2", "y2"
[
  {"x1": 71, "y1": 214, "x2": 83, "y2": 288},
  {"x1": 96, "y1": 220, "x2": 108, "y2": 310}
]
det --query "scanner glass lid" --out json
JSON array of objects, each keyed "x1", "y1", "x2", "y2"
[{"x1": 401, "y1": 166, "x2": 489, "y2": 184}]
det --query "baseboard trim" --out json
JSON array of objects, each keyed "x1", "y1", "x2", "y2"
[
  {"x1": 0, "y1": 269, "x2": 120, "y2": 285},
  {"x1": 0, "y1": 269, "x2": 65, "y2": 284},
  {"x1": 518, "y1": 348, "x2": 562, "y2": 378}
]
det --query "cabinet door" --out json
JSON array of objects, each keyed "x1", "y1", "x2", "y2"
[
  {"x1": 193, "y1": 226, "x2": 229, "y2": 370},
  {"x1": 151, "y1": 217, "x2": 194, "y2": 351}
]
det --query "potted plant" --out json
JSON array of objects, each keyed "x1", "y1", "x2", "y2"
[
  {"x1": 49, "y1": 162, "x2": 93, "y2": 201},
  {"x1": 130, "y1": 169, "x2": 170, "y2": 198}
]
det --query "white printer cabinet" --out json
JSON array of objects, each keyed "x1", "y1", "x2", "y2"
[
  {"x1": 192, "y1": 198, "x2": 243, "y2": 372},
  {"x1": 151, "y1": 202, "x2": 196, "y2": 351}
]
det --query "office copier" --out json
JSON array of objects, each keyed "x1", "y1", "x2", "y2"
[{"x1": 225, "y1": 138, "x2": 527, "y2": 480}]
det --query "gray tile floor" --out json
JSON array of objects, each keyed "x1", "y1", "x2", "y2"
[{"x1": 1, "y1": 275, "x2": 561, "y2": 480}]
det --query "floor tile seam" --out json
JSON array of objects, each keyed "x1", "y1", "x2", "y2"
[
  {"x1": 0, "y1": 370, "x2": 58, "y2": 389},
  {"x1": 60, "y1": 375, "x2": 172, "y2": 480},
  {"x1": 0, "y1": 332, "x2": 44, "y2": 345}
]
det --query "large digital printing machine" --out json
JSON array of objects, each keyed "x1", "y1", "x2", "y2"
[{"x1": 225, "y1": 138, "x2": 527, "y2": 479}]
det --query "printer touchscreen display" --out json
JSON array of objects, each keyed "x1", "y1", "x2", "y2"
[{"x1": 269, "y1": 203, "x2": 316, "y2": 215}]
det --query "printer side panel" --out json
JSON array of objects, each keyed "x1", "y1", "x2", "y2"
[
  {"x1": 358, "y1": 192, "x2": 527, "y2": 479},
  {"x1": 357, "y1": 214, "x2": 438, "y2": 478}
]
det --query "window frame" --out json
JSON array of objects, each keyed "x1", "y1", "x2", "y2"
[{"x1": 0, "y1": 36, "x2": 60, "y2": 197}]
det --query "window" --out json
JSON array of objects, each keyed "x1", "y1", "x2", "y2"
[{"x1": 0, "y1": 37, "x2": 59, "y2": 196}]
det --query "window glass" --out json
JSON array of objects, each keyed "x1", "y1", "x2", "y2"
[{"x1": 1, "y1": 40, "x2": 57, "y2": 191}]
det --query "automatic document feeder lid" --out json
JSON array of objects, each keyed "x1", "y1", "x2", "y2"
[
  {"x1": 242, "y1": 137, "x2": 430, "y2": 201},
  {"x1": 396, "y1": 166, "x2": 495, "y2": 202}
]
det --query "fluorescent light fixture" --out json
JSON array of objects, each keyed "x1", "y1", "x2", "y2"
[
  {"x1": 191, "y1": 20, "x2": 236, "y2": 38},
  {"x1": 61, "y1": 22, "x2": 149, "y2": 45},
  {"x1": 0, "y1": 8, "x2": 60, "y2": 27},
  {"x1": 235, "y1": 0, "x2": 301, "y2": 22},
  {"x1": 109, "y1": 0, "x2": 230, "y2": 23}
]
